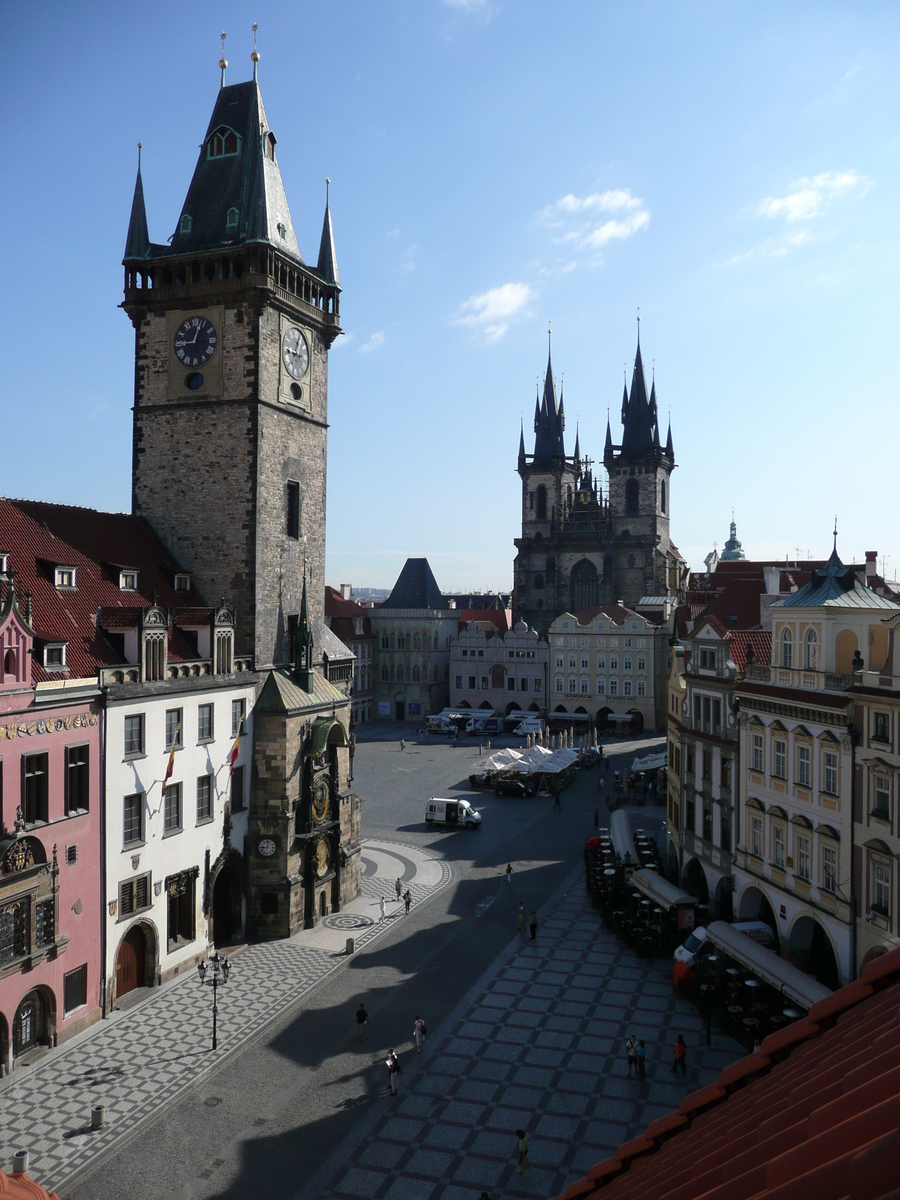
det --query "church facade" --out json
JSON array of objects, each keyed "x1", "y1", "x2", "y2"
[
  {"x1": 123, "y1": 58, "x2": 360, "y2": 937},
  {"x1": 513, "y1": 335, "x2": 686, "y2": 634}
]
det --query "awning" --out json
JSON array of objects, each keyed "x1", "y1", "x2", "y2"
[
  {"x1": 606, "y1": 713, "x2": 636, "y2": 723},
  {"x1": 305, "y1": 717, "x2": 346, "y2": 758},
  {"x1": 610, "y1": 809, "x2": 639, "y2": 864},
  {"x1": 631, "y1": 868, "x2": 694, "y2": 911},
  {"x1": 705, "y1": 920, "x2": 832, "y2": 1009},
  {"x1": 632, "y1": 751, "x2": 667, "y2": 773}
]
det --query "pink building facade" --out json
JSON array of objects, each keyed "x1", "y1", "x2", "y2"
[{"x1": 0, "y1": 580, "x2": 102, "y2": 1074}]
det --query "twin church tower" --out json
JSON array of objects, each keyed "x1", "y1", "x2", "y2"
[{"x1": 514, "y1": 333, "x2": 684, "y2": 631}]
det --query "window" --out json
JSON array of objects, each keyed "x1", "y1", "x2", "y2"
[
  {"x1": 701, "y1": 750, "x2": 711, "y2": 782},
  {"x1": 823, "y1": 750, "x2": 839, "y2": 796},
  {"x1": 119, "y1": 570, "x2": 138, "y2": 591},
  {"x1": 535, "y1": 485, "x2": 547, "y2": 519},
  {"x1": 721, "y1": 758, "x2": 732, "y2": 789},
  {"x1": 685, "y1": 796, "x2": 695, "y2": 832},
  {"x1": 703, "y1": 807, "x2": 713, "y2": 843},
  {"x1": 167, "y1": 873, "x2": 197, "y2": 949},
  {"x1": 522, "y1": 678, "x2": 530, "y2": 692},
  {"x1": 721, "y1": 810, "x2": 731, "y2": 853},
  {"x1": 694, "y1": 696, "x2": 701, "y2": 727},
  {"x1": 232, "y1": 699, "x2": 246, "y2": 737},
  {"x1": 568, "y1": 657, "x2": 576, "y2": 669},
  {"x1": 534, "y1": 678, "x2": 542, "y2": 692},
  {"x1": 795, "y1": 834, "x2": 811, "y2": 881},
  {"x1": 208, "y1": 126, "x2": 239, "y2": 157},
  {"x1": 197, "y1": 704, "x2": 213, "y2": 742},
  {"x1": 623, "y1": 679, "x2": 632, "y2": 696},
  {"x1": 555, "y1": 677, "x2": 563, "y2": 693},
  {"x1": 568, "y1": 677, "x2": 577, "y2": 693},
  {"x1": 179, "y1": 214, "x2": 193, "y2": 235},
  {"x1": 609, "y1": 678, "x2": 618, "y2": 696},
  {"x1": 119, "y1": 872, "x2": 151, "y2": 918},
  {"x1": 397, "y1": 636, "x2": 405, "y2": 650},
  {"x1": 506, "y1": 676, "x2": 516, "y2": 691},
  {"x1": 686, "y1": 744, "x2": 695, "y2": 774},
  {"x1": 797, "y1": 744, "x2": 811, "y2": 787},
  {"x1": 381, "y1": 635, "x2": 390, "y2": 650},
  {"x1": 481, "y1": 676, "x2": 489, "y2": 690},
  {"x1": 581, "y1": 655, "x2": 589, "y2": 670},
  {"x1": 661, "y1": 480, "x2": 666, "y2": 513},
  {"x1": 873, "y1": 860, "x2": 890, "y2": 914},
  {"x1": 66, "y1": 745, "x2": 89, "y2": 814},
  {"x1": 580, "y1": 678, "x2": 589, "y2": 694},
  {"x1": 637, "y1": 680, "x2": 646, "y2": 697},
  {"x1": 174, "y1": 573, "x2": 191, "y2": 592},
  {"x1": 625, "y1": 477, "x2": 639, "y2": 515},
  {"x1": 231, "y1": 764, "x2": 246, "y2": 812},
  {"x1": 773, "y1": 824, "x2": 785, "y2": 869},
  {"x1": 773, "y1": 739, "x2": 786, "y2": 779},
  {"x1": 610, "y1": 657, "x2": 618, "y2": 671},
  {"x1": 43, "y1": 643, "x2": 67, "y2": 669},
  {"x1": 396, "y1": 666, "x2": 404, "y2": 683},
  {"x1": 821, "y1": 844, "x2": 837, "y2": 894},
  {"x1": 226, "y1": 206, "x2": 240, "y2": 231},
  {"x1": 64, "y1": 965, "x2": 88, "y2": 1015},
  {"x1": 123, "y1": 792, "x2": 143, "y2": 846},
  {"x1": 412, "y1": 666, "x2": 421, "y2": 683},
  {"x1": 66, "y1": 844, "x2": 77, "y2": 866},
  {"x1": 196, "y1": 775, "x2": 213, "y2": 823},
  {"x1": 805, "y1": 628, "x2": 818, "y2": 669},
  {"x1": 624, "y1": 656, "x2": 632, "y2": 672},
  {"x1": 873, "y1": 775, "x2": 890, "y2": 819},
  {"x1": 454, "y1": 674, "x2": 462, "y2": 689},
  {"x1": 54, "y1": 566, "x2": 76, "y2": 589},
  {"x1": 34, "y1": 899, "x2": 54, "y2": 948},
  {"x1": 556, "y1": 655, "x2": 564, "y2": 668},
  {"x1": 637, "y1": 656, "x2": 646, "y2": 672},
  {"x1": 752, "y1": 733, "x2": 764, "y2": 773},
  {"x1": 597, "y1": 679, "x2": 606, "y2": 695},
  {"x1": 469, "y1": 676, "x2": 477, "y2": 690},
  {"x1": 164, "y1": 783, "x2": 182, "y2": 833},
  {"x1": 286, "y1": 481, "x2": 300, "y2": 539},
  {"x1": 0, "y1": 898, "x2": 29, "y2": 963},
  {"x1": 781, "y1": 628, "x2": 793, "y2": 668},
  {"x1": 751, "y1": 815, "x2": 763, "y2": 858},
  {"x1": 873, "y1": 711, "x2": 890, "y2": 743},
  {"x1": 597, "y1": 655, "x2": 605, "y2": 671},
  {"x1": 712, "y1": 699, "x2": 721, "y2": 730},
  {"x1": 165, "y1": 709, "x2": 183, "y2": 750},
  {"x1": 22, "y1": 753, "x2": 48, "y2": 824},
  {"x1": 384, "y1": 666, "x2": 391, "y2": 682},
  {"x1": 698, "y1": 648, "x2": 714, "y2": 670}
]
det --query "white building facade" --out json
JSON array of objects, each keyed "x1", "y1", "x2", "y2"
[{"x1": 449, "y1": 620, "x2": 547, "y2": 715}]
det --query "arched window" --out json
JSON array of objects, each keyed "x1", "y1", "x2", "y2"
[
  {"x1": 179, "y1": 214, "x2": 193, "y2": 235},
  {"x1": 421, "y1": 665, "x2": 428, "y2": 682},
  {"x1": 805, "y1": 628, "x2": 818, "y2": 669},
  {"x1": 413, "y1": 634, "x2": 421, "y2": 650},
  {"x1": 381, "y1": 665, "x2": 389, "y2": 681},
  {"x1": 535, "y1": 485, "x2": 547, "y2": 520},
  {"x1": 226, "y1": 206, "x2": 240, "y2": 232},
  {"x1": 208, "y1": 126, "x2": 239, "y2": 157},
  {"x1": 381, "y1": 635, "x2": 389, "y2": 650},
  {"x1": 625, "y1": 478, "x2": 639, "y2": 515},
  {"x1": 534, "y1": 573, "x2": 544, "y2": 590},
  {"x1": 781, "y1": 628, "x2": 793, "y2": 668},
  {"x1": 570, "y1": 559, "x2": 599, "y2": 612},
  {"x1": 396, "y1": 666, "x2": 404, "y2": 683},
  {"x1": 397, "y1": 635, "x2": 405, "y2": 650},
  {"x1": 661, "y1": 480, "x2": 667, "y2": 514},
  {"x1": 412, "y1": 666, "x2": 421, "y2": 683},
  {"x1": 4, "y1": 648, "x2": 16, "y2": 679}
]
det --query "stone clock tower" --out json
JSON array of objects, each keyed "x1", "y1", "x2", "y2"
[
  {"x1": 123, "y1": 66, "x2": 340, "y2": 669},
  {"x1": 123, "y1": 56, "x2": 360, "y2": 936}
]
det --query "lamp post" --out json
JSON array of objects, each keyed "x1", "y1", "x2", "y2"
[
  {"x1": 197, "y1": 951, "x2": 231, "y2": 1051},
  {"x1": 699, "y1": 953, "x2": 719, "y2": 1047}
]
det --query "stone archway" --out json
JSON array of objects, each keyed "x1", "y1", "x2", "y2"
[
  {"x1": 682, "y1": 858, "x2": 709, "y2": 908},
  {"x1": 714, "y1": 877, "x2": 733, "y2": 922},
  {"x1": 114, "y1": 920, "x2": 158, "y2": 1004},
  {"x1": 13, "y1": 987, "x2": 54, "y2": 1060},
  {"x1": 788, "y1": 915, "x2": 839, "y2": 989},
  {"x1": 212, "y1": 856, "x2": 243, "y2": 948},
  {"x1": 737, "y1": 884, "x2": 780, "y2": 952}
]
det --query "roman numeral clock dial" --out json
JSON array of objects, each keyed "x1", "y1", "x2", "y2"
[{"x1": 174, "y1": 316, "x2": 218, "y2": 368}]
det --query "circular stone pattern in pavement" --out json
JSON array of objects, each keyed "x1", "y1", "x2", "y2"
[{"x1": 321, "y1": 914, "x2": 375, "y2": 931}]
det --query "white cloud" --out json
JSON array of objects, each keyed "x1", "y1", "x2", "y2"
[
  {"x1": 359, "y1": 331, "x2": 384, "y2": 353},
  {"x1": 444, "y1": 0, "x2": 493, "y2": 10},
  {"x1": 396, "y1": 244, "x2": 417, "y2": 275},
  {"x1": 453, "y1": 282, "x2": 535, "y2": 342},
  {"x1": 539, "y1": 189, "x2": 650, "y2": 257},
  {"x1": 758, "y1": 170, "x2": 869, "y2": 222}
]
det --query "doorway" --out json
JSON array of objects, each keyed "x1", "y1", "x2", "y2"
[
  {"x1": 213, "y1": 870, "x2": 236, "y2": 947},
  {"x1": 395, "y1": 700, "x2": 405, "y2": 721},
  {"x1": 13, "y1": 990, "x2": 47, "y2": 1058},
  {"x1": 116, "y1": 925, "x2": 147, "y2": 998}
]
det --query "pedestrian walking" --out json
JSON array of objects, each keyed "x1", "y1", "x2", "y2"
[
  {"x1": 517, "y1": 901, "x2": 526, "y2": 934},
  {"x1": 552, "y1": 791, "x2": 562, "y2": 810},
  {"x1": 356, "y1": 1003, "x2": 368, "y2": 1038},
  {"x1": 379, "y1": 896, "x2": 386, "y2": 922},
  {"x1": 386, "y1": 1048, "x2": 402, "y2": 1095},
  {"x1": 515, "y1": 1129, "x2": 531, "y2": 1175},
  {"x1": 403, "y1": 888, "x2": 412, "y2": 914},
  {"x1": 625, "y1": 1033, "x2": 636, "y2": 1077},
  {"x1": 672, "y1": 1034, "x2": 687, "y2": 1076},
  {"x1": 414, "y1": 1014, "x2": 426, "y2": 1053},
  {"x1": 636, "y1": 1040, "x2": 646, "y2": 1080},
  {"x1": 529, "y1": 909, "x2": 537, "y2": 940},
  {"x1": 395, "y1": 877, "x2": 402, "y2": 901},
  {"x1": 598, "y1": 774, "x2": 606, "y2": 794},
  {"x1": 505, "y1": 863, "x2": 513, "y2": 884}
]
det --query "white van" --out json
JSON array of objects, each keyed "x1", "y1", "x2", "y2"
[
  {"x1": 425, "y1": 797, "x2": 482, "y2": 829},
  {"x1": 674, "y1": 921, "x2": 775, "y2": 968},
  {"x1": 426, "y1": 716, "x2": 455, "y2": 734},
  {"x1": 512, "y1": 716, "x2": 545, "y2": 737}
]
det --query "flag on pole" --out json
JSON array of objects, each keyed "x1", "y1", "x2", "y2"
[
  {"x1": 163, "y1": 735, "x2": 178, "y2": 789},
  {"x1": 228, "y1": 732, "x2": 241, "y2": 775}
]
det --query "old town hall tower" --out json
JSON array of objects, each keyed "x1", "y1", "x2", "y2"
[{"x1": 514, "y1": 331, "x2": 685, "y2": 632}]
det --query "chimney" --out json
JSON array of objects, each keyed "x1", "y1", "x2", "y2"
[
  {"x1": 865, "y1": 551, "x2": 877, "y2": 580},
  {"x1": 340, "y1": 583, "x2": 352, "y2": 600}
]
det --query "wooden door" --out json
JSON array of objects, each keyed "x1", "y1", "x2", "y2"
[{"x1": 116, "y1": 926, "x2": 145, "y2": 997}]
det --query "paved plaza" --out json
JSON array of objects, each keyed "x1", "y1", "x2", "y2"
[
  {"x1": 0, "y1": 840, "x2": 450, "y2": 1194},
  {"x1": 312, "y1": 872, "x2": 743, "y2": 1200}
]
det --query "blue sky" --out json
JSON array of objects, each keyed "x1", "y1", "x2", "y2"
[{"x1": 3, "y1": 2, "x2": 899, "y2": 591}]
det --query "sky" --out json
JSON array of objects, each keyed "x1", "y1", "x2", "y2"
[{"x1": 3, "y1": 2, "x2": 899, "y2": 592}]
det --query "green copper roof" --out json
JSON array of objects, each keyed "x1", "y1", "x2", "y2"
[{"x1": 773, "y1": 546, "x2": 900, "y2": 610}]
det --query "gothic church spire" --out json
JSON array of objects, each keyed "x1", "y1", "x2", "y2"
[{"x1": 124, "y1": 146, "x2": 150, "y2": 261}]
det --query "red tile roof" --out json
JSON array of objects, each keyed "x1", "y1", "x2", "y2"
[
  {"x1": 325, "y1": 585, "x2": 367, "y2": 620},
  {"x1": 729, "y1": 630, "x2": 771, "y2": 672},
  {"x1": 460, "y1": 608, "x2": 510, "y2": 632},
  {"x1": 554, "y1": 947, "x2": 900, "y2": 1200},
  {"x1": 0, "y1": 499, "x2": 206, "y2": 682},
  {"x1": 575, "y1": 605, "x2": 636, "y2": 626}
]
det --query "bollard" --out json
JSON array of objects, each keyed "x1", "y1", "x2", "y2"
[
  {"x1": 345, "y1": 937, "x2": 354, "y2": 955},
  {"x1": 13, "y1": 1151, "x2": 28, "y2": 1175},
  {"x1": 91, "y1": 1105, "x2": 105, "y2": 1130}
]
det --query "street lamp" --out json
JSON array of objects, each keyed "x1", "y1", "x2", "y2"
[
  {"x1": 699, "y1": 953, "x2": 719, "y2": 1047},
  {"x1": 197, "y1": 951, "x2": 231, "y2": 1051}
]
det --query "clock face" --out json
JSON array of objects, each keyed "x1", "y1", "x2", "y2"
[
  {"x1": 312, "y1": 779, "x2": 330, "y2": 823},
  {"x1": 258, "y1": 838, "x2": 277, "y2": 858},
  {"x1": 315, "y1": 839, "x2": 330, "y2": 877},
  {"x1": 282, "y1": 326, "x2": 309, "y2": 380},
  {"x1": 174, "y1": 316, "x2": 218, "y2": 367}
]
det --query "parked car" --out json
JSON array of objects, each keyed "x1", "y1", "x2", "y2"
[
  {"x1": 424, "y1": 798, "x2": 482, "y2": 828},
  {"x1": 495, "y1": 778, "x2": 535, "y2": 798}
]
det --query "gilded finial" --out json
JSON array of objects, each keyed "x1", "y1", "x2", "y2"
[
  {"x1": 326, "y1": 177, "x2": 331, "y2": 205},
  {"x1": 137, "y1": 142, "x2": 142, "y2": 170},
  {"x1": 219, "y1": 31, "x2": 228, "y2": 88},
  {"x1": 251, "y1": 22, "x2": 259, "y2": 78}
]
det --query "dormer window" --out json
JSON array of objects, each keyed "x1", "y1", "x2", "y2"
[
  {"x1": 226, "y1": 207, "x2": 240, "y2": 233},
  {"x1": 179, "y1": 214, "x2": 193, "y2": 236},
  {"x1": 174, "y1": 573, "x2": 191, "y2": 592},
  {"x1": 44, "y1": 643, "x2": 67, "y2": 670},
  {"x1": 208, "y1": 126, "x2": 240, "y2": 158},
  {"x1": 119, "y1": 570, "x2": 138, "y2": 591},
  {"x1": 277, "y1": 222, "x2": 286, "y2": 240},
  {"x1": 0, "y1": 553, "x2": 8, "y2": 575},
  {"x1": 55, "y1": 566, "x2": 76, "y2": 589},
  {"x1": 265, "y1": 132, "x2": 276, "y2": 160}
]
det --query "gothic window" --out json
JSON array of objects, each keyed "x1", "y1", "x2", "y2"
[
  {"x1": 805, "y1": 628, "x2": 818, "y2": 669},
  {"x1": 534, "y1": 573, "x2": 544, "y2": 590},
  {"x1": 208, "y1": 126, "x2": 240, "y2": 158},
  {"x1": 661, "y1": 480, "x2": 666, "y2": 514},
  {"x1": 421, "y1": 665, "x2": 428, "y2": 682},
  {"x1": 413, "y1": 635, "x2": 421, "y2": 650},
  {"x1": 625, "y1": 478, "x2": 639, "y2": 515},
  {"x1": 781, "y1": 628, "x2": 793, "y2": 668},
  {"x1": 381, "y1": 636, "x2": 389, "y2": 650},
  {"x1": 397, "y1": 636, "x2": 405, "y2": 650},
  {"x1": 412, "y1": 666, "x2": 421, "y2": 683},
  {"x1": 286, "y1": 482, "x2": 300, "y2": 539},
  {"x1": 535, "y1": 485, "x2": 547, "y2": 520},
  {"x1": 381, "y1": 665, "x2": 388, "y2": 681},
  {"x1": 179, "y1": 214, "x2": 192, "y2": 235},
  {"x1": 396, "y1": 666, "x2": 404, "y2": 683},
  {"x1": 570, "y1": 559, "x2": 599, "y2": 613},
  {"x1": 226, "y1": 206, "x2": 240, "y2": 232}
]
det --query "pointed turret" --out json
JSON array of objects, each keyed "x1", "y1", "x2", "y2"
[
  {"x1": 533, "y1": 387, "x2": 541, "y2": 434},
  {"x1": 620, "y1": 336, "x2": 656, "y2": 457},
  {"x1": 124, "y1": 149, "x2": 150, "y2": 261},
  {"x1": 573, "y1": 423, "x2": 581, "y2": 465},
  {"x1": 171, "y1": 78, "x2": 303, "y2": 260},
  {"x1": 316, "y1": 179, "x2": 339, "y2": 286},
  {"x1": 296, "y1": 569, "x2": 315, "y2": 691},
  {"x1": 531, "y1": 341, "x2": 566, "y2": 467},
  {"x1": 517, "y1": 420, "x2": 527, "y2": 473},
  {"x1": 665, "y1": 419, "x2": 674, "y2": 460}
]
